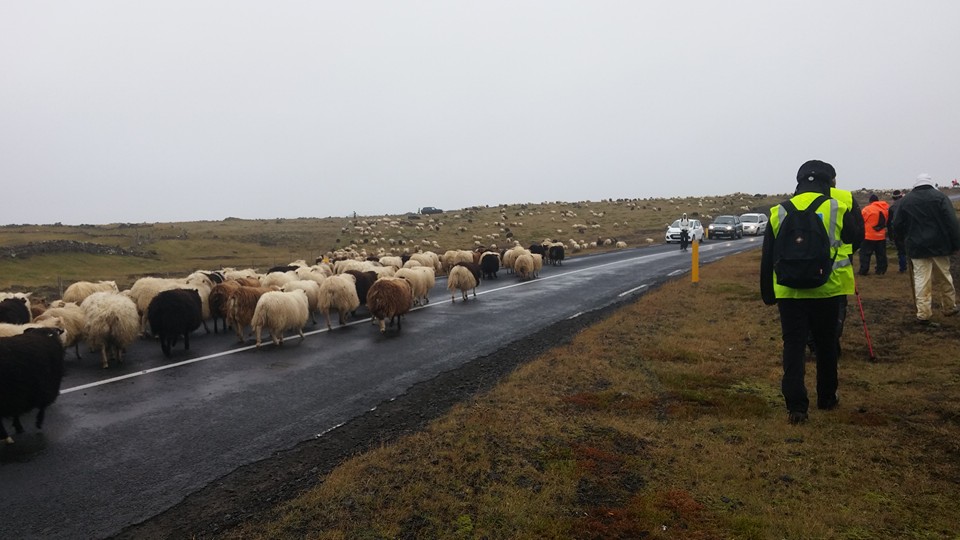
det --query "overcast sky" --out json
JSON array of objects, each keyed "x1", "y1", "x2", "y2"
[{"x1": 2, "y1": 2, "x2": 958, "y2": 225}]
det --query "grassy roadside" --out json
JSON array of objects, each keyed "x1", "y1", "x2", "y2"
[{"x1": 226, "y1": 249, "x2": 960, "y2": 539}]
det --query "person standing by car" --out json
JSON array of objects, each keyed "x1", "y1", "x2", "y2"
[
  {"x1": 678, "y1": 213, "x2": 691, "y2": 251},
  {"x1": 891, "y1": 174, "x2": 960, "y2": 325},
  {"x1": 859, "y1": 194, "x2": 890, "y2": 275},
  {"x1": 761, "y1": 160, "x2": 860, "y2": 424},
  {"x1": 887, "y1": 190, "x2": 908, "y2": 273}
]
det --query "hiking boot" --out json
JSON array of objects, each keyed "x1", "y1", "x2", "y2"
[
  {"x1": 788, "y1": 411, "x2": 808, "y2": 425},
  {"x1": 917, "y1": 318, "x2": 941, "y2": 328},
  {"x1": 945, "y1": 308, "x2": 959, "y2": 317},
  {"x1": 818, "y1": 394, "x2": 839, "y2": 410}
]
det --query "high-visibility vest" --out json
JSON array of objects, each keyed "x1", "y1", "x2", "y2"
[
  {"x1": 770, "y1": 191, "x2": 848, "y2": 299},
  {"x1": 829, "y1": 187, "x2": 855, "y2": 295}
]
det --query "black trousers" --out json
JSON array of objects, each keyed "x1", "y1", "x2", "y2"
[
  {"x1": 778, "y1": 297, "x2": 841, "y2": 414},
  {"x1": 679, "y1": 230, "x2": 690, "y2": 251},
  {"x1": 859, "y1": 239, "x2": 888, "y2": 275}
]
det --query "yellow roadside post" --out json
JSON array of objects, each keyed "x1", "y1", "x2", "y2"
[{"x1": 692, "y1": 238, "x2": 700, "y2": 283}]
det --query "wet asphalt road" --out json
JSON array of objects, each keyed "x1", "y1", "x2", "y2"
[{"x1": 1, "y1": 237, "x2": 761, "y2": 539}]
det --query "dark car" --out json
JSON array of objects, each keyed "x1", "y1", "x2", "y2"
[
  {"x1": 420, "y1": 207, "x2": 443, "y2": 215},
  {"x1": 707, "y1": 215, "x2": 743, "y2": 239}
]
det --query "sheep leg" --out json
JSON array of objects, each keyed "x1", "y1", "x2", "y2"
[
  {"x1": 273, "y1": 332, "x2": 281, "y2": 346},
  {"x1": 101, "y1": 346, "x2": 109, "y2": 369},
  {"x1": 378, "y1": 319, "x2": 386, "y2": 333},
  {"x1": 12, "y1": 416, "x2": 25, "y2": 434},
  {"x1": 298, "y1": 327, "x2": 305, "y2": 341},
  {"x1": 184, "y1": 332, "x2": 190, "y2": 351},
  {"x1": 324, "y1": 310, "x2": 333, "y2": 331},
  {"x1": 201, "y1": 319, "x2": 210, "y2": 334},
  {"x1": 74, "y1": 342, "x2": 82, "y2": 359},
  {"x1": 34, "y1": 407, "x2": 46, "y2": 430}
]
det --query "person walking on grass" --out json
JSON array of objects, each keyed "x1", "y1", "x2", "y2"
[
  {"x1": 859, "y1": 193, "x2": 890, "y2": 275},
  {"x1": 891, "y1": 174, "x2": 960, "y2": 326},
  {"x1": 887, "y1": 189, "x2": 908, "y2": 273},
  {"x1": 761, "y1": 160, "x2": 861, "y2": 425}
]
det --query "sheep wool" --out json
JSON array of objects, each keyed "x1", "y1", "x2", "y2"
[
  {"x1": 448, "y1": 265, "x2": 479, "y2": 302},
  {"x1": 82, "y1": 291, "x2": 140, "y2": 369},
  {"x1": 318, "y1": 274, "x2": 361, "y2": 330},
  {"x1": 251, "y1": 289, "x2": 310, "y2": 348},
  {"x1": 367, "y1": 277, "x2": 414, "y2": 333}
]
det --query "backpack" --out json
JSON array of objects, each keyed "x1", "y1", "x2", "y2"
[{"x1": 773, "y1": 195, "x2": 836, "y2": 289}]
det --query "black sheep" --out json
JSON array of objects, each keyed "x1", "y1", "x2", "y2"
[
  {"x1": 0, "y1": 297, "x2": 31, "y2": 324},
  {"x1": 548, "y1": 244, "x2": 565, "y2": 266},
  {"x1": 480, "y1": 252, "x2": 500, "y2": 280},
  {"x1": 345, "y1": 270, "x2": 378, "y2": 308},
  {"x1": 147, "y1": 288, "x2": 203, "y2": 358},
  {"x1": 455, "y1": 261, "x2": 483, "y2": 284},
  {"x1": 0, "y1": 327, "x2": 66, "y2": 443}
]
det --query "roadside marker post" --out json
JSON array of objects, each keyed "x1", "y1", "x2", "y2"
[{"x1": 692, "y1": 238, "x2": 700, "y2": 283}]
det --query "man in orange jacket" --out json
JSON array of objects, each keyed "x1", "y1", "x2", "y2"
[{"x1": 860, "y1": 193, "x2": 890, "y2": 275}]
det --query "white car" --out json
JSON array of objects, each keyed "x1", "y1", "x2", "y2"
[
  {"x1": 665, "y1": 219, "x2": 705, "y2": 243},
  {"x1": 739, "y1": 213, "x2": 768, "y2": 236}
]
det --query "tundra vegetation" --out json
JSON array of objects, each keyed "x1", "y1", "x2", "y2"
[{"x1": 1, "y1": 190, "x2": 957, "y2": 537}]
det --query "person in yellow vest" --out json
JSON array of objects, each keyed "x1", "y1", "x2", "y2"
[
  {"x1": 859, "y1": 193, "x2": 890, "y2": 275},
  {"x1": 760, "y1": 160, "x2": 863, "y2": 424}
]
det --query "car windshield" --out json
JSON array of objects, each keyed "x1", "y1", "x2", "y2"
[
  {"x1": 740, "y1": 215, "x2": 760, "y2": 223},
  {"x1": 715, "y1": 217, "x2": 735, "y2": 224}
]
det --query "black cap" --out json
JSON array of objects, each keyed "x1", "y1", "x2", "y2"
[
  {"x1": 892, "y1": 190, "x2": 902, "y2": 199},
  {"x1": 869, "y1": 193, "x2": 879, "y2": 202},
  {"x1": 796, "y1": 160, "x2": 836, "y2": 184}
]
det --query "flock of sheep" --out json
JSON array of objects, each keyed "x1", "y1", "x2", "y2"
[{"x1": 0, "y1": 240, "x2": 578, "y2": 443}]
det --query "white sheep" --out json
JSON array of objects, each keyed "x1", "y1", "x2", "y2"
[
  {"x1": 34, "y1": 302, "x2": 85, "y2": 358},
  {"x1": 395, "y1": 267, "x2": 435, "y2": 306},
  {"x1": 62, "y1": 280, "x2": 118, "y2": 305},
  {"x1": 317, "y1": 274, "x2": 361, "y2": 330},
  {"x1": 514, "y1": 253, "x2": 535, "y2": 281},
  {"x1": 260, "y1": 271, "x2": 297, "y2": 289},
  {"x1": 448, "y1": 265, "x2": 478, "y2": 302},
  {"x1": 82, "y1": 291, "x2": 140, "y2": 369},
  {"x1": 281, "y1": 280, "x2": 322, "y2": 325},
  {"x1": 251, "y1": 289, "x2": 310, "y2": 348}
]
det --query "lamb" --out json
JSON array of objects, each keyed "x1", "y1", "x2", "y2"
[
  {"x1": 147, "y1": 288, "x2": 204, "y2": 358},
  {"x1": 318, "y1": 274, "x2": 361, "y2": 330},
  {"x1": 281, "y1": 280, "x2": 322, "y2": 324},
  {"x1": 82, "y1": 291, "x2": 141, "y2": 369},
  {"x1": 0, "y1": 327, "x2": 66, "y2": 443},
  {"x1": 0, "y1": 297, "x2": 31, "y2": 324},
  {"x1": 448, "y1": 264, "x2": 479, "y2": 302},
  {"x1": 62, "y1": 280, "x2": 119, "y2": 305},
  {"x1": 395, "y1": 267, "x2": 435, "y2": 306},
  {"x1": 226, "y1": 286, "x2": 279, "y2": 343},
  {"x1": 34, "y1": 302, "x2": 85, "y2": 358},
  {"x1": 251, "y1": 289, "x2": 310, "y2": 348},
  {"x1": 367, "y1": 277, "x2": 414, "y2": 333}
]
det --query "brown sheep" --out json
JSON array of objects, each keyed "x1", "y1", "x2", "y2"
[
  {"x1": 226, "y1": 286, "x2": 279, "y2": 342},
  {"x1": 367, "y1": 277, "x2": 413, "y2": 333}
]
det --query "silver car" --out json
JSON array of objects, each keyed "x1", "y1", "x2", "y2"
[{"x1": 739, "y1": 213, "x2": 768, "y2": 236}]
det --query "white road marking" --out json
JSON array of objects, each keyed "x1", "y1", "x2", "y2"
[{"x1": 618, "y1": 284, "x2": 648, "y2": 297}]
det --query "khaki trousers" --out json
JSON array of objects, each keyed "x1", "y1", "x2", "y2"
[{"x1": 910, "y1": 256, "x2": 957, "y2": 320}]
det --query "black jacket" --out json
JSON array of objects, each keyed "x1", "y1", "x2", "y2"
[{"x1": 891, "y1": 185, "x2": 960, "y2": 258}]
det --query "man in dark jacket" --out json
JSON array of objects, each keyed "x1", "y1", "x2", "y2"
[
  {"x1": 887, "y1": 190, "x2": 908, "y2": 273},
  {"x1": 891, "y1": 174, "x2": 960, "y2": 325}
]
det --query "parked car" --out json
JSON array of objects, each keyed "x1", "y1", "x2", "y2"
[
  {"x1": 707, "y1": 215, "x2": 743, "y2": 239},
  {"x1": 739, "y1": 213, "x2": 768, "y2": 236},
  {"x1": 665, "y1": 219, "x2": 705, "y2": 244},
  {"x1": 420, "y1": 207, "x2": 443, "y2": 215}
]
